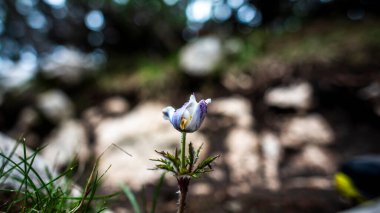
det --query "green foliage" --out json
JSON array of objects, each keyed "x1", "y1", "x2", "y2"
[
  {"x1": 0, "y1": 138, "x2": 115, "y2": 212},
  {"x1": 152, "y1": 143, "x2": 219, "y2": 178},
  {"x1": 121, "y1": 172, "x2": 165, "y2": 213}
]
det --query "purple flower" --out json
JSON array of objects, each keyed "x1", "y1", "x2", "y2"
[{"x1": 163, "y1": 94, "x2": 211, "y2": 133}]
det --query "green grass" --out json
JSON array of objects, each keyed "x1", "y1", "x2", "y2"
[
  {"x1": 120, "y1": 172, "x2": 165, "y2": 213},
  {"x1": 0, "y1": 138, "x2": 115, "y2": 212}
]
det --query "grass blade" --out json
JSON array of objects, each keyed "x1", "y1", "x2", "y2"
[
  {"x1": 121, "y1": 183, "x2": 141, "y2": 213},
  {"x1": 150, "y1": 172, "x2": 165, "y2": 213}
]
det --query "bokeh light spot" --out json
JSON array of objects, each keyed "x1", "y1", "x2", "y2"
[
  {"x1": 43, "y1": 0, "x2": 66, "y2": 9},
  {"x1": 213, "y1": 3, "x2": 232, "y2": 22},
  {"x1": 237, "y1": 4, "x2": 256, "y2": 24},
  {"x1": 113, "y1": 0, "x2": 129, "y2": 5},
  {"x1": 227, "y1": 0, "x2": 245, "y2": 9},
  {"x1": 27, "y1": 10, "x2": 48, "y2": 30},
  {"x1": 163, "y1": 0, "x2": 178, "y2": 6},
  {"x1": 85, "y1": 10, "x2": 105, "y2": 31},
  {"x1": 186, "y1": 0, "x2": 212, "y2": 23}
]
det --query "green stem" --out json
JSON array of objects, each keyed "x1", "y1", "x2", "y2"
[{"x1": 180, "y1": 132, "x2": 186, "y2": 172}]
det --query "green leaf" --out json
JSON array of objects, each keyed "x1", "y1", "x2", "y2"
[
  {"x1": 120, "y1": 183, "x2": 141, "y2": 213},
  {"x1": 154, "y1": 150, "x2": 180, "y2": 173},
  {"x1": 195, "y1": 143, "x2": 204, "y2": 164},
  {"x1": 194, "y1": 155, "x2": 220, "y2": 175},
  {"x1": 150, "y1": 173, "x2": 165, "y2": 213},
  {"x1": 187, "y1": 143, "x2": 195, "y2": 172}
]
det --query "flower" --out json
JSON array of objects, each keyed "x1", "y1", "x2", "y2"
[{"x1": 163, "y1": 94, "x2": 211, "y2": 133}]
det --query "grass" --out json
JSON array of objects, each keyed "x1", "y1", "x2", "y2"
[
  {"x1": 120, "y1": 172, "x2": 165, "y2": 213},
  {"x1": 0, "y1": 138, "x2": 115, "y2": 212}
]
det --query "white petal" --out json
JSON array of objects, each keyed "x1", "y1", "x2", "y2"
[{"x1": 162, "y1": 106, "x2": 175, "y2": 120}]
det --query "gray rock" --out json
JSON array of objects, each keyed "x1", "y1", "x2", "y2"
[
  {"x1": 264, "y1": 82, "x2": 313, "y2": 110},
  {"x1": 261, "y1": 131, "x2": 281, "y2": 190},
  {"x1": 95, "y1": 102, "x2": 209, "y2": 190},
  {"x1": 339, "y1": 199, "x2": 380, "y2": 213},
  {"x1": 37, "y1": 90, "x2": 73, "y2": 123},
  {"x1": 102, "y1": 96, "x2": 129, "y2": 115},
  {"x1": 208, "y1": 96, "x2": 254, "y2": 128},
  {"x1": 41, "y1": 120, "x2": 89, "y2": 169},
  {"x1": 179, "y1": 36, "x2": 223, "y2": 76},
  {"x1": 225, "y1": 128, "x2": 261, "y2": 195},
  {"x1": 283, "y1": 145, "x2": 336, "y2": 175},
  {"x1": 284, "y1": 177, "x2": 332, "y2": 190},
  {"x1": 280, "y1": 114, "x2": 334, "y2": 148}
]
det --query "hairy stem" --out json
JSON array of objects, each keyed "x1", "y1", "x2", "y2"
[
  {"x1": 180, "y1": 132, "x2": 186, "y2": 171},
  {"x1": 177, "y1": 176, "x2": 190, "y2": 213}
]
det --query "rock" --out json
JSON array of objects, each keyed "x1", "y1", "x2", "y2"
[
  {"x1": 264, "y1": 82, "x2": 313, "y2": 110},
  {"x1": 222, "y1": 71, "x2": 254, "y2": 91},
  {"x1": 95, "y1": 102, "x2": 209, "y2": 191},
  {"x1": 284, "y1": 177, "x2": 332, "y2": 190},
  {"x1": 208, "y1": 96, "x2": 253, "y2": 128},
  {"x1": 339, "y1": 199, "x2": 380, "y2": 213},
  {"x1": 190, "y1": 182, "x2": 212, "y2": 196},
  {"x1": 179, "y1": 36, "x2": 223, "y2": 76},
  {"x1": 225, "y1": 128, "x2": 261, "y2": 193},
  {"x1": 280, "y1": 114, "x2": 334, "y2": 148},
  {"x1": 283, "y1": 145, "x2": 336, "y2": 176},
  {"x1": 0, "y1": 133, "x2": 58, "y2": 190},
  {"x1": 41, "y1": 120, "x2": 89, "y2": 169},
  {"x1": 261, "y1": 131, "x2": 281, "y2": 190},
  {"x1": 37, "y1": 90, "x2": 73, "y2": 123},
  {"x1": 102, "y1": 96, "x2": 129, "y2": 115}
]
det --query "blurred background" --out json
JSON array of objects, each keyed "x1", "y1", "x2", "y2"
[{"x1": 1, "y1": 0, "x2": 380, "y2": 212}]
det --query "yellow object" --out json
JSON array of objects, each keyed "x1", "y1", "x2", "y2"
[
  {"x1": 335, "y1": 172, "x2": 366, "y2": 203},
  {"x1": 180, "y1": 117, "x2": 188, "y2": 130}
]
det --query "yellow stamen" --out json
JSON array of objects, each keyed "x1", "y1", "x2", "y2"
[{"x1": 180, "y1": 117, "x2": 188, "y2": 130}]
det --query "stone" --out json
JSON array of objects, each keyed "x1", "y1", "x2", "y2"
[
  {"x1": 37, "y1": 90, "x2": 73, "y2": 123},
  {"x1": 283, "y1": 145, "x2": 336, "y2": 176},
  {"x1": 264, "y1": 82, "x2": 313, "y2": 110},
  {"x1": 208, "y1": 96, "x2": 253, "y2": 128},
  {"x1": 225, "y1": 128, "x2": 261, "y2": 191},
  {"x1": 95, "y1": 102, "x2": 209, "y2": 191},
  {"x1": 41, "y1": 120, "x2": 89, "y2": 169},
  {"x1": 340, "y1": 199, "x2": 380, "y2": 213},
  {"x1": 280, "y1": 114, "x2": 334, "y2": 148},
  {"x1": 102, "y1": 96, "x2": 129, "y2": 115},
  {"x1": 261, "y1": 131, "x2": 281, "y2": 190},
  {"x1": 284, "y1": 177, "x2": 332, "y2": 190},
  {"x1": 190, "y1": 182, "x2": 212, "y2": 196},
  {"x1": 179, "y1": 36, "x2": 223, "y2": 76}
]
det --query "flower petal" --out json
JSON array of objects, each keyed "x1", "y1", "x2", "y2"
[
  {"x1": 186, "y1": 99, "x2": 210, "y2": 132},
  {"x1": 162, "y1": 106, "x2": 175, "y2": 120}
]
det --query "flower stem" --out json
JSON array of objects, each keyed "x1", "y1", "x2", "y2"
[
  {"x1": 177, "y1": 176, "x2": 190, "y2": 213},
  {"x1": 180, "y1": 132, "x2": 186, "y2": 171}
]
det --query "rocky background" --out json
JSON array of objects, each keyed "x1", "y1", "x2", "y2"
[{"x1": 1, "y1": 0, "x2": 380, "y2": 212}]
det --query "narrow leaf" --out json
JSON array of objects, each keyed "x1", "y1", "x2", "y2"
[{"x1": 120, "y1": 183, "x2": 141, "y2": 213}]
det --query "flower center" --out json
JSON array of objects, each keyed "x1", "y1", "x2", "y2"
[
  {"x1": 180, "y1": 110, "x2": 192, "y2": 130},
  {"x1": 180, "y1": 117, "x2": 188, "y2": 130}
]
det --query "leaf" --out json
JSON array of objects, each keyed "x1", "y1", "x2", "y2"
[
  {"x1": 187, "y1": 143, "x2": 195, "y2": 172},
  {"x1": 150, "y1": 173, "x2": 165, "y2": 213},
  {"x1": 195, "y1": 143, "x2": 204, "y2": 164},
  {"x1": 154, "y1": 150, "x2": 180, "y2": 173},
  {"x1": 193, "y1": 155, "x2": 220, "y2": 175},
  {"x1": 120, "y1": 183, "x2": 141, "y2": 213}
]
